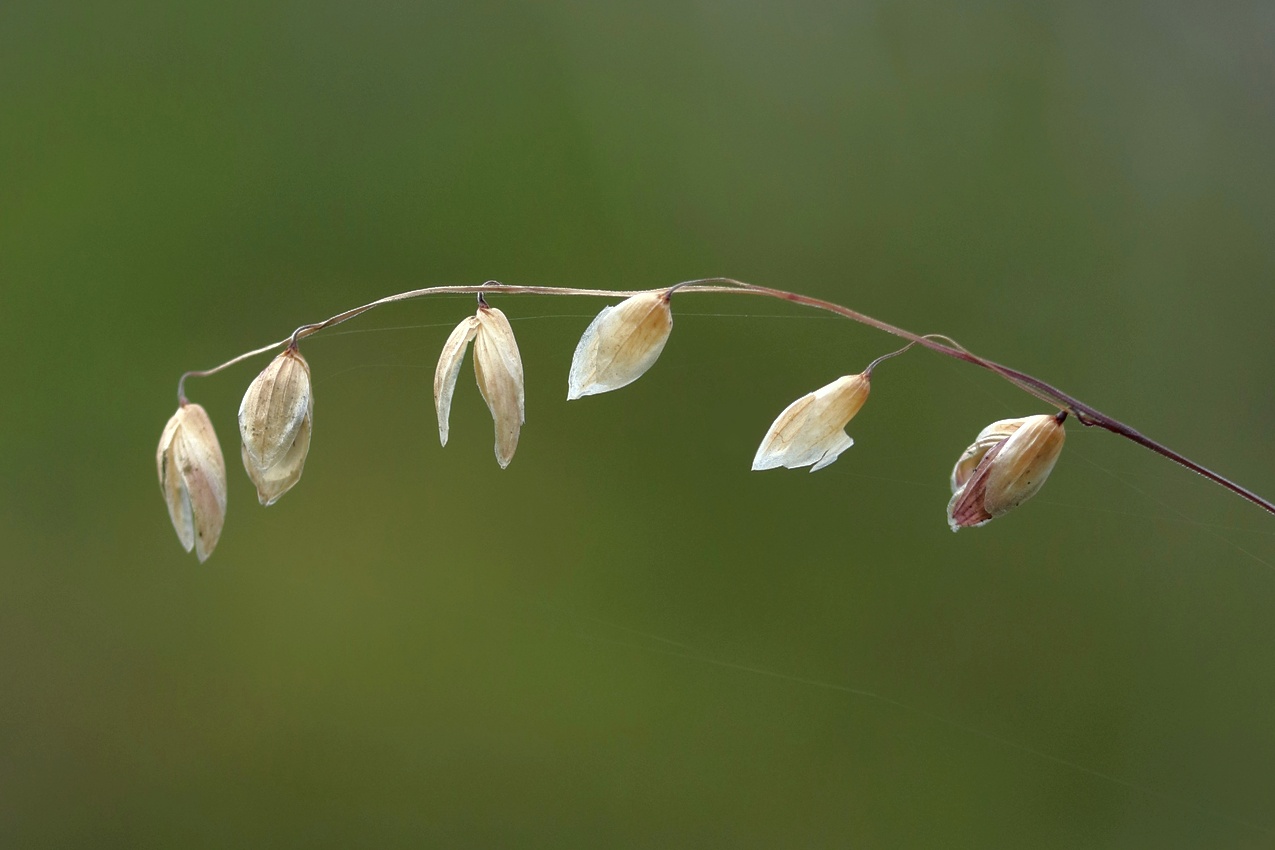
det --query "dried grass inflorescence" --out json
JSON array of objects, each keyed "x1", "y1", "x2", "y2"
[
  {"x1": 156, "y1": 287, "x2": 1070, "y2": 560},
  {"x1": 162, "y1": 278, "x2": 1271, "y2": 562}
]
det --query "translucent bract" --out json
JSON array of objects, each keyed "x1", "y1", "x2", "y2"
[
  {"x1": 752, "y1": 374, "x2": 871, "y2": 472},
  {"x1": 567, "y1": 291, "x2": 673, "y2": 399},
  {"x1": 434, "y1": 304, "x2": 525, "y2": 468}
]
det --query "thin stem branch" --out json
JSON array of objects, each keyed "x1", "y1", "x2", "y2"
[
  {"x1": 178, "y1": 339, "x2": 290, "y2": 405},
  {"x1": 175, "y1": 277, "x2": 1275, "y2": 518},
  {"x1": 862, "y1": 340, "x2": 918, "y2": 377}
]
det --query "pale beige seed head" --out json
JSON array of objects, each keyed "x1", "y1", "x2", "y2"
[
  {"x1": 433, "y1": 305, "x2": 525, "y2": 468},
  {"x1": 157, "y1": 403, "x2": 227, "y2": 562},
  {"x1": 238, "y1": 348, "x2": 313, "y2": 505},
  {"x1": 947, "y1": 413, "x2": 1066, "y2": 531},
  {"x1": 751, "y1": 374, "x2": 871, "y2": 472},
  {"x1": 567, "y1": 291, "x2": 673, "y2": 400}
]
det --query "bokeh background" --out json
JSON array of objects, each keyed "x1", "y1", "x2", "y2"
[{"x1": 4, "y1": 1, "x2": 1275, "y2": 846}]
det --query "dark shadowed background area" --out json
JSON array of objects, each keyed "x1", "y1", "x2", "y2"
[{"x1": 4, "y1": 1, "x2": 1275, "y2": 847}]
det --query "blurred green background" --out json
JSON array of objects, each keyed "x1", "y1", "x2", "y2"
[{"x1": 4, "y1": 0, "x2": 1275, "y2": 846}]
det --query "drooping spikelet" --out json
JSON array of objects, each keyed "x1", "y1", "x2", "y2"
[
  {"x1": 568, "y1": 291, "x2": 673, "y2": 400},
  {"x1": 239, "y1": 347, "x2": 314, "y2": 505},
  {"x1": 157, "y1": 402, "x2": 227, "y2": 562},
  {"x1": 947, "y1": 413, "x2": 1066, "y2": 530},
  {"x1": 435, "y1": 300, "x2": 525, "y2": 468},
  {"x1": 752, "y1": 374, "x2": 871, "y2": 472}
]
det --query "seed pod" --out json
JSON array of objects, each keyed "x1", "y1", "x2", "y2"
[
  {"x1": 947, "y1": 413, "x2": 1066, "y2": 531},
  {"x1": 239, "y1": 348, "x2": 313, "y2": 505},
  {"x1": 157, "y1": 403, "x2": 227, "y2": 562},
  {"x1": 567, "y1": 291, "x2": 673, "y2": 399},
  {"x1": 752, "y1": 374, "x2": 871, "y2": 472},
  {"x1": 434, "y1": 302, "x2": 525, "y2": 468}
]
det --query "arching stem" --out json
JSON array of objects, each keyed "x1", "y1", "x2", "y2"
[{"x1": 174, "y1": 277, "x2": 1275, "y2": 518}]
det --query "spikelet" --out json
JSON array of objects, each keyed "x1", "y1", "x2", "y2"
[
  {"x1": 434, "y1": 302, "x2": 525, "y2": 468},
  {"x1": 239, "y1": 348, "x2": 314, "y2": 505},
  {"x1": 752, "y1": 374, "x2": 871, "y2": 472},
  {"x1": 157, "y1": 403, "x2": 227, "y2": 562},
  {"x1": 947, "y1": 413, "x2": 1066, "y2": 530},
  {"x1": 568, "y1": 291, "x2": 673, "y2": 399}
]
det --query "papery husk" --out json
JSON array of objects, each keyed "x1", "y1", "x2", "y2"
[
  {"x1": 434, "y1": 315, "x2": 480, "y2": 447},
  {"x1": 241, "y1": 413, "x2": 312, "y2": 506},
  {"x1": 474, "y1": 306, "x2": 524, "y2": 468},
  {"x1": 751, "y1": 374, "x2": 871, "y2": 472},
  {"x1": 157, "y1": 403, "x2": 227, "y2": 562},
  {"x1": 568, "y1": 291, "x2": 673, "y2": 400},
  {"x1": 947, "y1": 414, "x2": 1065, "y2": 531},
  {"x1": 239, "y1": 349, "x2": 312, "y2": 471}
]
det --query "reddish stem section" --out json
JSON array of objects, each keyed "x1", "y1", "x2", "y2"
[{"x1": 711, "y1": 279, "x2": 1275, "y2": 518}]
